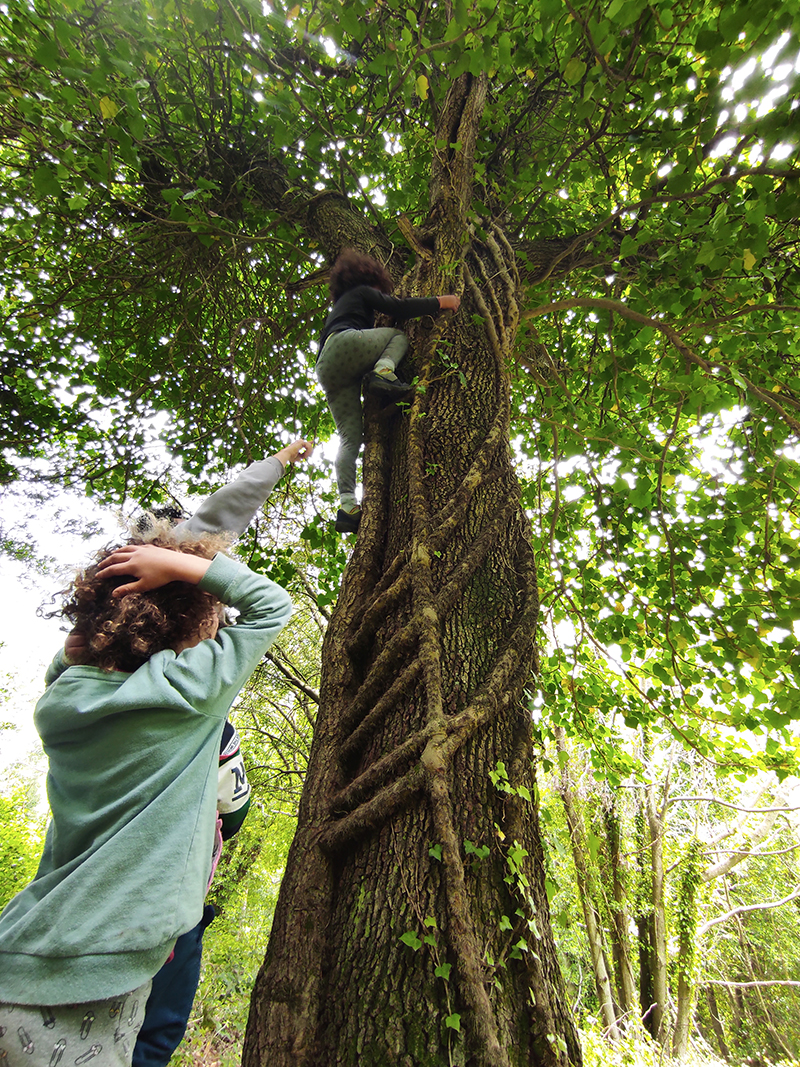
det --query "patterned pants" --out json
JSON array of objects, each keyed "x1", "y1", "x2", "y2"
[
  {"x1": 0, "y1": 982, "x2": 151, "y2": 1067},
  {"x1": 316, "y1": 328, "x2": 409, "y2": 510}
]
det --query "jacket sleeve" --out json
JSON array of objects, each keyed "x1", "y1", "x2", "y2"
[
  {"x1": 157, "y1": 553, "x2": 293, "y2": 718},
  {"x1": 44, "y1": 649, "x2": 70, "y2": 688},
  {"x1": 364, "y1": 288, "x2": 441, "y2": 321},
  {"x1": 178, "y1": 457, "x2": 285, "y2": 539}
]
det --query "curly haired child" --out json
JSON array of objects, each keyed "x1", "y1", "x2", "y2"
[
  {"x1": 0, "y1": 535, "x2": 293, "y2": 1067},
  {"x1": 316, "y1": 249, "x2": 460, "y2": 532},
  {"x1": 131, "y1": 438, "x2": 313, "y2": 1067}
]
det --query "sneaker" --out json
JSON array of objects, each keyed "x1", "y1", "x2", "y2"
[
  {"x1": 335, "y1": 508, "x2": 362, "y2": 534},
  {"x1": 364, "y1": 371, "x2": 414, "y2": 401}
]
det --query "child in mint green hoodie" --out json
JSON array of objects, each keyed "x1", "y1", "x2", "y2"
[{"x1": 0, "y1": 538, "x2": 292, "y2": 1067}]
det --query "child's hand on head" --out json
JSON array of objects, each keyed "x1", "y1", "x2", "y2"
[{"x1": 97, "y1": 544, "x2": 214, "y2": 597}]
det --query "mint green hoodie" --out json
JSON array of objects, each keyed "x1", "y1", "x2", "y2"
[{"x1": 0, "y1": 553, "x2": 292, "y2": 1006}]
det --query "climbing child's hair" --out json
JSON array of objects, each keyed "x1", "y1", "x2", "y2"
[
  {"x1": 59, "y1": 533, "x2": 230, "y2": 673},
  {"x1": 329, "y1": 249, "x2": 393, "y2": 302}
]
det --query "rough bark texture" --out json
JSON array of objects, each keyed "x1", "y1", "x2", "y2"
[
  {"x1": 242, "y1": 235, "x2": 580, "y2": 1067},
  {"x1": 242, "y1": 72, "x2": 580, "y2": 1067}
]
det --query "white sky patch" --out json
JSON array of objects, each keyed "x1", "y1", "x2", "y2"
[{"x1": 0, "y1": 490, "x2": 117, "y2": 780}]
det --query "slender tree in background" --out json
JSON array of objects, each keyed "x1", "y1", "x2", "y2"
[{"x1": 2, "y1": 0, "x2": 800, "y2": 1063}]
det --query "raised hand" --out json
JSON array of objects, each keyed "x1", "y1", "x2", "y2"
[
  {"x1": 97, "y1": 544, "x2": 213, "y2": 597},
  {"x1": 275, "y1": 439, "x2": 315, "y2": 465}
]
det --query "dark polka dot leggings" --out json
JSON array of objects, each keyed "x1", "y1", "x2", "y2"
[{"x1": 316, "y1": 328, "x2": 409, "y2": 510}]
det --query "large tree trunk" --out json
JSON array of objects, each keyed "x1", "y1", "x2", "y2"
[
  {"x1": 242, "y1": 74, "x2": 579, "y2": 1067},
  {"x1": 242, "y1": 239, "x2": 579, "y2": 1066}
]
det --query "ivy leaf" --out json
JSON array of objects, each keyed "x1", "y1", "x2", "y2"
[
  {"x1": 399, "y1": 931, "x2": 422, "y2": 951},
  {"x1": 32, "y1": 166, "x2": 61, "y2": 198}
]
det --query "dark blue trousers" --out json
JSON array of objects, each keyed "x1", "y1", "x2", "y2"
[{"x1": 132, "y1": 904, "x2": 216, "y2": 1067}]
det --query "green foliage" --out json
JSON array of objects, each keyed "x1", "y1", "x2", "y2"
[
  {"x1": 1, "y1": 0, "x2": 799, "y2": 772},
  {"x1": 172, "y1": 810, "x2": 297, "y2": 1066},
  {"x1": 541, "y1": 730, "x2": 800, "y2": 1059},
  {"x1": 674, "y1": 836, "x2": 703, "y2": 984},
  {"x1": 0, "y1": 788, "x2": 45, "y2": 910}
]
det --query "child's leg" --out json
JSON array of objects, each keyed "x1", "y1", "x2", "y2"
[
  {"x1": 328, "y1": 381, "x2": 364, "y2": 511},
  {"x1": 317, "y1": 332, "x2": 379, "y2": 510},
  {"x1": 369, "y1": 328, "x2": 409, "y2": 377},
  {"x1": 317, "y1": 329, "x2": 413, "y2": 509},
  {"x1": 132, "y1": 907, "x2": 214, "y2": 1067},
  {"x1": 317, "y1": 328, "x2": 409, "y2": 382},
  {"x1": 0, "y1": 981, "x2": 151, "y2": 1067}
]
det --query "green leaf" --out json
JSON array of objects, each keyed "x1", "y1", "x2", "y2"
[
  {"x1": 98, "y1": 95, "x2": 119, "y2": 120},
  {"x1": 563, "y1": 57, "x2": 586, "y2": 85},
  {"x1": 445, "y1": 1013, "x2": 461, "y2": 1031},
  {"x1": 32, "y1": 166, "x2": 61, "y2": 198},
  {"x1": 399, "y1": 931, "x2": 422, "y2": 950}
]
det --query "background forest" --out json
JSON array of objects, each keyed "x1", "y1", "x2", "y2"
[
  {"x1": 4, "y1": 586, "x2": 800, "y2": 1065},
  {"x1": 1, "y1": 0, "x2": 800, "y2": 1062}
]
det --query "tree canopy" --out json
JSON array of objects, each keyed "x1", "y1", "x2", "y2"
[{"x1": 3, "y1": 0, "x2": 800, "y2": 767}]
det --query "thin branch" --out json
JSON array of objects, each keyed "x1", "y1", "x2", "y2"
[
  {"x1": 263, "y1": 649, "x2": 320, "y2": 705},
  {"x1": 705, "y1": 980, "x2": 800, "y2": 989},
  {"x1": 698, "y1": 887, "x2": 800, "y2": 936},
  {"x1": 524, "y1": 296, "x2": 800, "y2": 434},
  {"x1": 667, "y1": 795, "x2": 800, "y2": 814}
]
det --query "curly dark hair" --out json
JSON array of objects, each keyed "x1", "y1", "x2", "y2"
[
  {"x1": 59, "y1": 534, "x2": 230, "y2": 673},
  {"x1": 329, "y1": 249, "x2": 393, "y2": 302}
]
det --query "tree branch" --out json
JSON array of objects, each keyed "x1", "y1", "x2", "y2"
[
  {"x1": 698, "y1": 887, "x2": 800, "y2": 936},
  {"x1": 264, "y1": 649, "x2": 320, "y2": 705},
  {"x1": 705, "y1": 980, "x2": 800, "y2": 989}
]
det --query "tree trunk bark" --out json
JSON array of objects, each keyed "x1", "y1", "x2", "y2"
[
  {"x1": 554, "y1": 730, "x2": 620, "y2": 1039},
  {"x1": 672, "y1": 972, "x2": 692, "y2": 1058},
  {"x1": 672, "y1": 838, "x2": 702, "y2": 1059},
  {"x1": 602, "y1": 804, "x2": 637, "y2": 1024},
  {"x1": 242, "y1": 137, "x2": 581, "y2": 1062},
  {"x1": 634, "y1": 794, "x2": 657, "y2": 1038},
  {"x1": 645, "y1": 780, "x2": 668, "y2": 1044},
  {"x1": 703, "y1": 985, "x2": 731, "y2": 1061}
]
